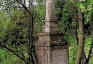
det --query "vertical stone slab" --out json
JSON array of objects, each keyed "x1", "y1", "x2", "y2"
[{"x1": 51, "y1": 46, "x2": 69, "y2": 64}]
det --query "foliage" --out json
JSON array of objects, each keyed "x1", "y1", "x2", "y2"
[
  {"x1": 0, "y1": 0, "x2": 93, "y2": 64},
  {"x1": 0, "y1": 9, "x2": 28, "y2": 64},
  {"x1": 58, "y1": 0, "x2": 93, "y2": 64},
  {"x1": 0, "y1": 0, "x2": 45, "y2": 64},
  {"x1": 0, "y1": 49, "x2": 24, "y2": 64},
  {"x1": 33, "y1": 2, "x2": 45, "y2": 35}
]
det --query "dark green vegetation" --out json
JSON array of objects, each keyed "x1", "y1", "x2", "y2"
[{"x1": 0, "y1": 0, "x2": 93, "y2": 64}]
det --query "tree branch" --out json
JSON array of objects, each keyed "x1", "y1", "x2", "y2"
[
  {"x1": 14, "y1": 0, "x2": 32, "y2": 15},
  {"x1": 0, "y1": 44, "x2": 28, "y2": 64}
]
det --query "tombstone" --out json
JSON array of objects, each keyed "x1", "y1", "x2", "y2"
[{"x1": 36, "y1": 0, "x2": 69, "y2": 64}]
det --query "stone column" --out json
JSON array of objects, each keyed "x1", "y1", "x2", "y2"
[
  {"x1": 45, "y1": 0, "x2": 56, "y2": 21},
  {"x1": 36, "y1": 0, "x2": 69, "y2": 64}
]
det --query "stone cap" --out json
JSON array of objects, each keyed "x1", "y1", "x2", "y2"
[
  {"x1": 38, "y1": 32, "x2": 64, "y2": 36},
  {"x1": 35, "y1": 41, "x2": 68, "y2": 47}
]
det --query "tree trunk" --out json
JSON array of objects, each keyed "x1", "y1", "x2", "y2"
[{"x1": 75, "y1": 11, "x2": 85, "y2": 64}]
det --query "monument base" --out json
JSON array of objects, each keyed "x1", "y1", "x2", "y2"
[
  {"x1": 36, "y1": 33, "x2": 69, "y2": 64},
  {"x1": 36, "y1": 45, "x2": 69, "y2": 64}
]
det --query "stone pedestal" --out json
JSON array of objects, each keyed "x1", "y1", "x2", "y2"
[{"x1": 36, "y1": 33, "x2": 69, "y2": 64}]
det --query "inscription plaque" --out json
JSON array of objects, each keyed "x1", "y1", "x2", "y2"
[{"x1": 52, "y1": 49, "x2": 68, "y2": 64}]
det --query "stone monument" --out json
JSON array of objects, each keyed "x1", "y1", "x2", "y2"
[{"x1": 36, "y1": 0, "x2": 69, "y2": 64}]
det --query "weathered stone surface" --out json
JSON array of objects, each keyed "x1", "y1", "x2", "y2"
[
  {"x1": 52, "y1": 49, "x2": 68, "y2": 64},
  {"x1": 36, "y1": 45, "x2": 69, "y2": 64},
  {"x1": 36, "y1": 47, "x2": 51, "y2": 64},
  {"x1": 36, "y1": 32, "x2": 69, "y2": 64},
  {"x1": 36, "y1": 33, "x2": 67, "y2": 47},
  {"x1": 43, "y1": 21, "x2": 60, "y2": 33}
]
